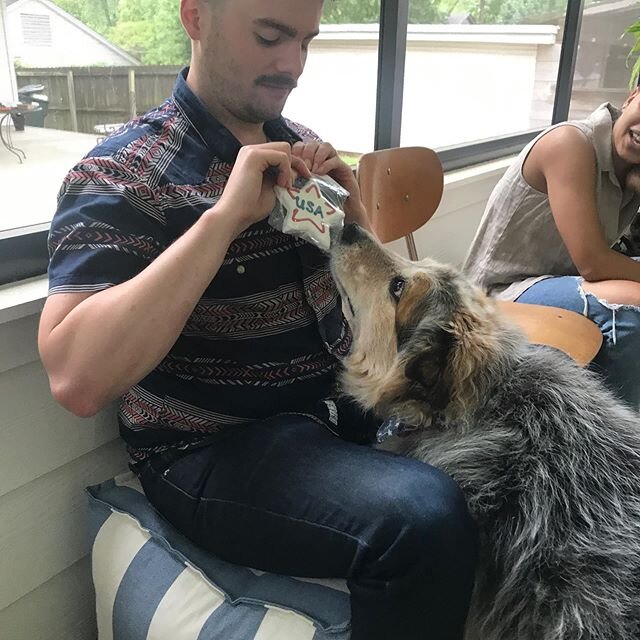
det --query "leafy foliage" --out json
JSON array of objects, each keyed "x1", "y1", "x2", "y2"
[
  {"x1": 626, "y1": 19, "x2": 640, "y2": 89},
  {"x1": 322, "y1": 0, "x2": 569, "y2": 25},
  {"x1": 53, "y1": 0, "x2": 118, "y2": 31},
  {"x1": 49, "y1": 0, "x2": 599, "y2": 65},
  {"x1": 52, "y1": 0, "x2": 189, "y2": 65}
]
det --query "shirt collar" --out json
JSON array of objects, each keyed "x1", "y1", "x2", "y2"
[
  {"x1": 171, "y1": 67, "x2": 301, "y2": 163},
  {"x1": 587, "y1": 103, "x2": 620, "y2": 187}
]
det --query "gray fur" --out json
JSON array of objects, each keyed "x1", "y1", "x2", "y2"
[
  {"x1": 333, "y1": 226, "x2": 640, "y2": 640},
  {"x1": 390, "y1": 344, "x2": 640, "y2": 640}
]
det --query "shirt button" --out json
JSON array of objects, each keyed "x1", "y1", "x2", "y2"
[{"x1": 236, "y1": 265, "x2": 246, "y2": 275}]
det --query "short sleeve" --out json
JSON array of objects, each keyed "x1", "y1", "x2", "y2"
[{"x1": 47, "y1": 156, "x2": 167, "y2": 295}]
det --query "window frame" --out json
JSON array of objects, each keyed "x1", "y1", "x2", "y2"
[{"x1": 0, "y1": 0, "x2": 588, "y2": 285}]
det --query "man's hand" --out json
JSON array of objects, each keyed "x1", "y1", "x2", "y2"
[
  {"x1": 215, "y1": 142, "x2": 310, "y2": 236},
  {"x1": 291, "y1": 141, "x2": 370, "y2": 228}
]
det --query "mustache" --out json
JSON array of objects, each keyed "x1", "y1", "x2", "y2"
[{"x1": 255, "y1": 75, "x2": 297, "y2": 90}]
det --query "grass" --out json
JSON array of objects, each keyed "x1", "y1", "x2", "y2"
[{"x1": 339, "y1": 151, "x2": 362, "y2": 167}]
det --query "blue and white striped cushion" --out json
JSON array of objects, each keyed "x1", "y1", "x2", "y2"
[{"x1": 87, "y1": 472, "x2": 351, "y2": 640}]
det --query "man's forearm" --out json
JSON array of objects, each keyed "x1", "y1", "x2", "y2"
[{"x1": 41, "y1": 205, "x2": 240, "y2": 416}]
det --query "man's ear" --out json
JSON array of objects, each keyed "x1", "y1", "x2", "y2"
[
  {"x1": 181, "y1": 0, "x2": 205, "y2": 40},
  {"x1": 404, "y1": 327, "x2": 455, "y2": 411}
]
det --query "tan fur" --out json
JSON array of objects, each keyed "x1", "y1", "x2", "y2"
[
  {"x1": 332, "y1": 228, "x2": 518, "y2": 428},
  {"x1": 331, "y1": 225, "x2": 640, "y2": 640}
]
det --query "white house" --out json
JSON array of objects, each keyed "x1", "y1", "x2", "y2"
[
  {"x1": 6, "y1": 0, "x2": 140, "y2": 67},
  {"x1": 1, "y1": 0, "x2": 18, "y2": 103},
  {"x1": 286, "y1": 23, "x2": 560, "y2": 154}
]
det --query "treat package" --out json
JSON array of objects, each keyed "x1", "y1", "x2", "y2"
[{"x1": 269, "y1": 173, "x2": 348, "y2": 252}]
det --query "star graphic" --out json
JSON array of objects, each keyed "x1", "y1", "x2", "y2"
[{"x1": 286, "y1": 182, "x2": 337, "y2": 233}]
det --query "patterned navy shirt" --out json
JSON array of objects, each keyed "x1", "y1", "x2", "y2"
[{"x1": 48, "y1": 68, "x2": 352, "y2": 461}]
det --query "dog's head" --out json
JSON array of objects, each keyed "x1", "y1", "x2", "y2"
[{"x1": 331, "y1": 224, "x2": 520, "y2": 425}]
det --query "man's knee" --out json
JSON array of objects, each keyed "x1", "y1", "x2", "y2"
[
  {"x1": 370, "y1": 461, "x2": 478, "y2": 573},
  {"x1": 402, "y1": 465, "x2": 476, "y2": 551}
]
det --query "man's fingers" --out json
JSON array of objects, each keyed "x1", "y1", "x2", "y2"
[
  {"x1": 291, "y1": 156, "x2": 311, "y2": 180},
  {"x1": 262, "y1": 141, "x2": 293, "y2": 154},
  {"x1": 314, "y1": 157, "x2": 345, "y2": 177},
  {"x1": 301, "y1": 143, "x2": 319, "y2": 170},
  {"x1": 311, "y1": 143, "x2": 336, "y2": 172}
]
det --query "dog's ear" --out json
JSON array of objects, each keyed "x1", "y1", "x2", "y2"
[{"x1": 404, "y1": 327, "x2": 456, "y2": 411}]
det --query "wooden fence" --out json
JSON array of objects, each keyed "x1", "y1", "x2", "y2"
[{"x1": 15, "y1": 66, "x2": 182, "y2": 134}]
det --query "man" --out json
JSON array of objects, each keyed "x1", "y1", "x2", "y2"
[{"x1": 38, "y1": 1, "x2": 477, "y2": 638}]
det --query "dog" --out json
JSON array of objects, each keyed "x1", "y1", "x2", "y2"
[{"x1": 330, "y1": 223, "x2": 640, "y2": 640}]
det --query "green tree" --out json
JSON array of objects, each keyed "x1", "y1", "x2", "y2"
[
  {"x1": 322, "y1": 0, "x2": 589, "y2": 25},
  {"x1": 108, "y1": 0, "x2": 190, "y2": 65},
  {"x1": 53, "y1": 0, "x2": 118, "y2": 34},
  {"x1": 322, "y1": 0, "x2": 443, "y2": 24},
  {"x1": 51, "y1": 0, "x2": 605, "y2": 64},
  {"x1": 53, "y1": 0, "x2": 189, "y2": 65},
  {"x1": 626, "y1": 18, "x2": 640, "y2": 89}
]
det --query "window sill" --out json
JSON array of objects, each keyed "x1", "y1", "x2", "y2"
[
  {"x1": 443, "y1": 155, "x2": 512, "y2": 188},
  {"x1": 0, "y1": 155, "x2": 516, "y2": 327},
  {"x1": 0, "y1": 275, "x2": 48, "y2": 325}
]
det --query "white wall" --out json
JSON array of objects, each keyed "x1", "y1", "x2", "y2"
[
  {"x1": 0, "y1": 0, "x2": 18, "y2": 104},
  {"x1": 387, "y1": 157, "x2": 510, "y2": 265},
  {"x1": 7, "y1": 0, "x2": 134, "y2": 67},
  {"x1": 285, "y1": 24, "x2": 559, "y2": 154},
  {"x1": 0, "y1": 287, "x2": 128, "y2": 640},
  {"x1": 401, "y1": 43, "x2": 537, "y2": 148},
  {"x1": 287, "y1": 38, "x2": 379, "y2": 152}
]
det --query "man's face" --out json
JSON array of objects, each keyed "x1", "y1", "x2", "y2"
[{"x1": 198, "y1": 0, "x2": 323, "y2": 124}]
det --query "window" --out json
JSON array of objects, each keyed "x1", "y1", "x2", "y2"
[
  {"x1": 401, "y1": 1, "x2": 568, "y2": 151},
  {"x1": 285, "y1": 3, "x2": 381, "y2": 162},
  {"x1": 568, "y1": 0, "x2": 638, "y2": 120},
  {"x1": 20, "y1": 13, "x2": 52, "y2": 47},
  {"x1": 1, "y1": 0, "x2": 637, "y2": 285}
]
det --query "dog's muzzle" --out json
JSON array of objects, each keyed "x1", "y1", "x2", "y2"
[{"x1": 340, "y1": 223, "x2": 365, "y2": 246}]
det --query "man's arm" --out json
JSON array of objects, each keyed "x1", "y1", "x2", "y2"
[
  {"x1": 525, "y1": 125, "x2": 640, "y2": 283},
  {"x1": 39, "y1": 143, "x2": 309, "y2": 417}
]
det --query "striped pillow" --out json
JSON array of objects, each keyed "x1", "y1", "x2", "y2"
[{"x1": 87, "y1": 472, "x2": 351, "y2": 640}]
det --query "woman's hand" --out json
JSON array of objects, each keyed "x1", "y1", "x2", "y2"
[{"x1": 292, "y1": 141, "x2": 370, "y2": 229}]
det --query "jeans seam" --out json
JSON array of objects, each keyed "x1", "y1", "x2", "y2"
[{"x1": 150, "y1": 463, "x2": 372, "y2": 550}]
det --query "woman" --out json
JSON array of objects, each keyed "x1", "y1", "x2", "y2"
[{"x1": 464, "y1": 88, "x2": 640, "y2": 407}]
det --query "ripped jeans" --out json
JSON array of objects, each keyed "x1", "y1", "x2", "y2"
[{"x1": 516, "y1": 274, "x2": 640, "y2": 409}]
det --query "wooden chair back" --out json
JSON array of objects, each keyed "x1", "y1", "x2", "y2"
[
  {"x1": 355, "y1": 145, "x2": 602, "y2": 366},
  {"x1": 356, "y1": 146, "x2": 443, "y2": 259}
]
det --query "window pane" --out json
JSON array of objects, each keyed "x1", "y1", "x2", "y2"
[
  {"x1": 568, "y1": 0, "x2": 638, "y2": 120},
  {"x1": 0, "y1": 0, "x2": 188, "y2": 236},
  {"x1": 1, "y1": 0, "x2": 377, "y2": 242},
  {"x1": 401, "y1": 1, "x2": 568, "y2": 150},
  {"x1": 285, "y1": 2, "x2": 381, "y2": 164}
]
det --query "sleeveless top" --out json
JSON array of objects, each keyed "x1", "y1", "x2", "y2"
[{"x1": 463, "y1": 103, "x2": 640, "y2": 300}]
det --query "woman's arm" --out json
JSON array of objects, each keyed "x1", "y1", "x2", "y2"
[{"x1": 524, "y1": 125, "x2": 640, "y2": 283}]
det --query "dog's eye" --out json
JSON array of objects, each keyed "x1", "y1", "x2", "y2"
[{"x1": 389, "y1": 276, "x2": 406, "y2": 301}]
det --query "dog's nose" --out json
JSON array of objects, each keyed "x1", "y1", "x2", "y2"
[{"x1": 341, "y1": 223, "x2": 362, "y2": 245}]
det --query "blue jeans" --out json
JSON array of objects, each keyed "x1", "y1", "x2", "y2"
[
  {"x1": 517, "y1": 274, "x2": 640, "y2": 408},
  {"x1": 137, "y1": 414, "x2": 478, "y2": 640}
]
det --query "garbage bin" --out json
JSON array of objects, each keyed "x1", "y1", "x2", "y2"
[{"x1": 16, "y1": 84, "x2": 49, "y2": 127}]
